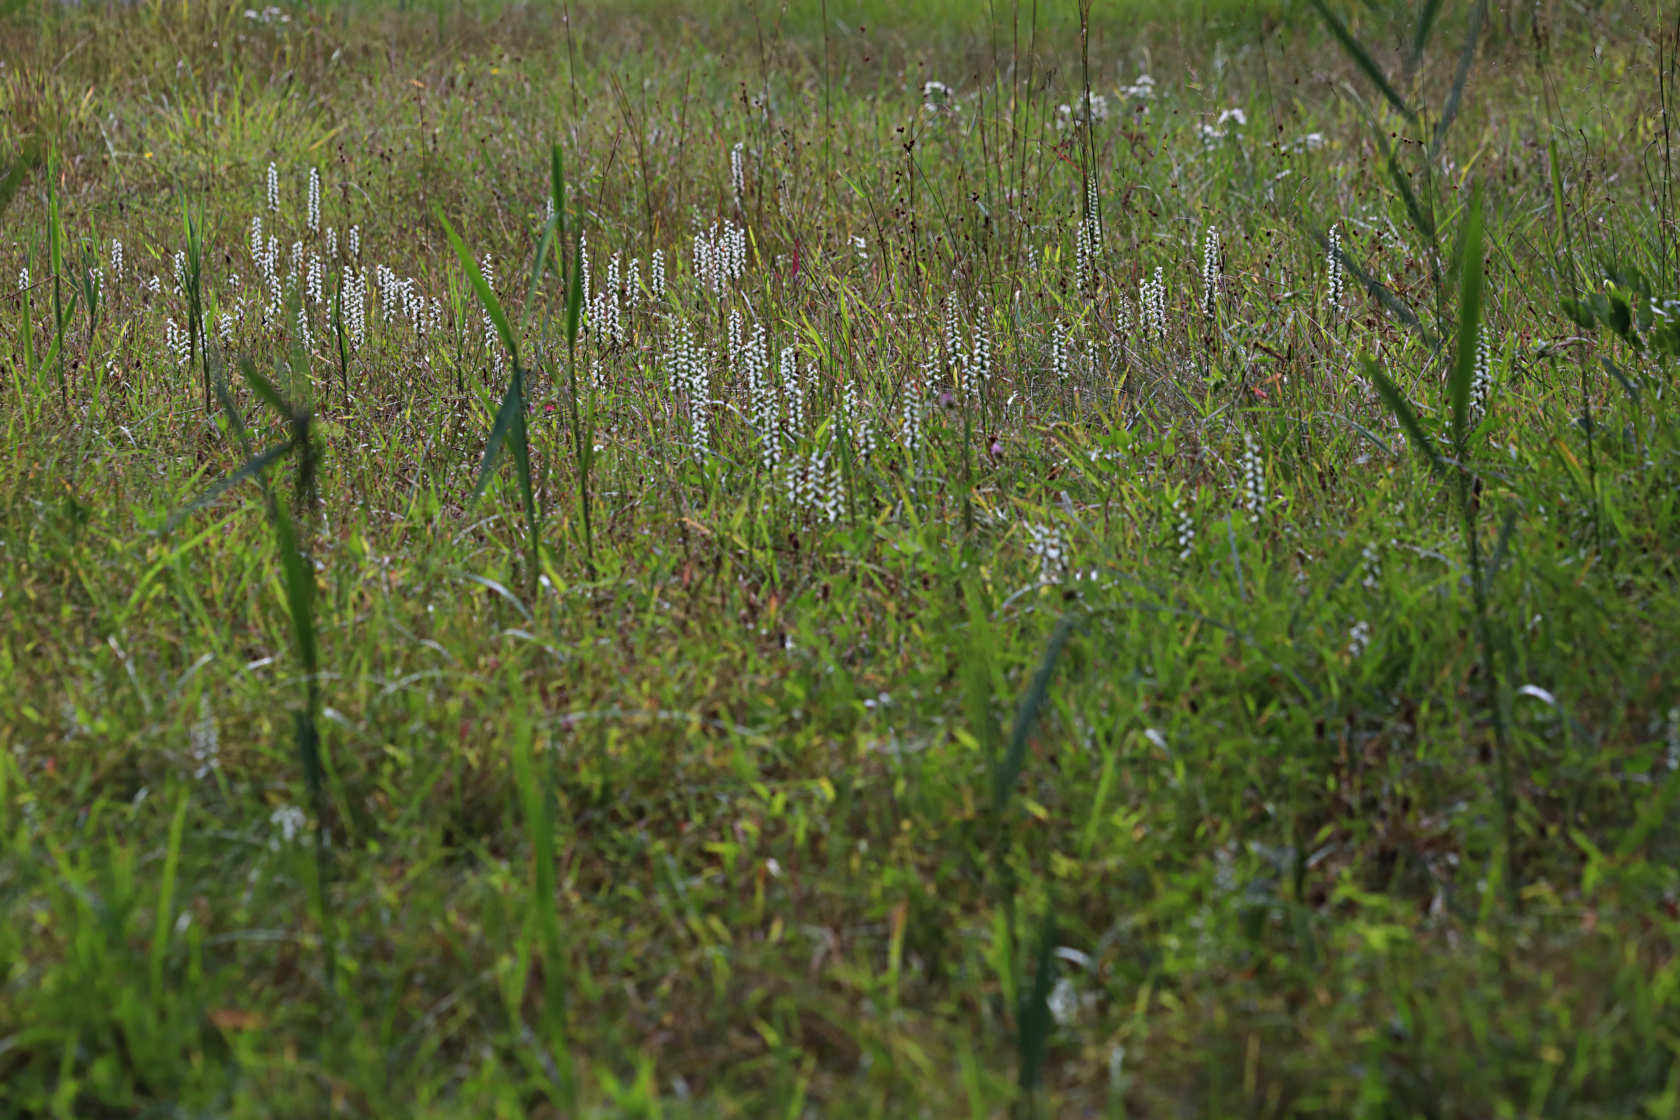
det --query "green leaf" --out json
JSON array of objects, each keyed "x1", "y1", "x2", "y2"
[
  {"x1": 994, "y1": 615, "x2": 1076, "y2": 814},
  {"x1": 1408, "y1": 0, "x2": 1445, "y2": 74},
  {"x1": 268, "y1": 499, "x2": 317, "y2": 674},
  {"x1": 164, "y1": 441, "x2": 294, "y2": 533},
  {"x1": 236, "y1": 357, "x2": 295, "y2": 419},
  {"x1": 1482, "y1": 503, "x2": 1519, "y2": 595},
  {"x1": 1600, "y1": 356, "x2": 1642, "y2": 406},
  {"x1": 1309, "y1": 0, "x2": 1414, "y2": 121},
  {"x1": 1382, "y1": 135, "x2": 1436, "y2": 244},
  {"x1": 437, "y1": 207, "x2": 518, "y2": 367},
  {"x1": 524, "y1": 214, "x2": 559, "y2": 337},
  {"x1": 1430, "y1": 0, "x2": 1488, "y2": 161},
  {"x1": 1366, "y1": 356, "x2": 1445, "y2": 475},
  {"x1": 1017, "y1": 905, "x2": 1058, "y2": 1094},
  {"x1": 471, "y1": 366, "x2": 528, "y2": 505}
]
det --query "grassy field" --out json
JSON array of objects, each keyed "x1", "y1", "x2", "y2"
[{"x1": 3, "y1": 0, "x2": 1679, "y2": 1115}]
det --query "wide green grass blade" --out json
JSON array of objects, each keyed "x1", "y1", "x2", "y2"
[
  {"x1": 471, "y1": 367, "x2": 528, "y2": 505},
  {"x1": 1431, "y1": 0, "x2": 1488, "y2": 160},
  {"x1": 1016, "y1": 905, "x2": 1058, "y2": 1094},
  {"x1": 1308, "y1": 0, "x2": 1414, "y2": 122},
  {"x1": 1383, "y1": 136, "x2": 1436, "y2": 244},
  {"x1": 147, "y1": 791, "x2": 189, "y2": 1004},
  {"x1": 268, "y1": 495, "x2": 318, "y2": 679},
  {"x1": 525, "y1": 215, "x2": 559, "y2": 336},
  {"x1": 994, "y1": 615, "x2": 1076, "y2": 814},
  {"x1": 165, "y1": 440, "x2": 293, "y2": 533},
  {"x1": 438, "y1": 207, "x2": 518, "y2": 366},
  {"x1": 236, "y1": 356, "x2": 294, "y2": 419},
  {"x1": 1408, "y1": 0, "x2": 1445, "y2": 74},
  {"x1": 1365, "y1": 356, "x2": 1445, "y2": 475}
]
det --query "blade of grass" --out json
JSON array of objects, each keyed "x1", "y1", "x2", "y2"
[
  {"x1": 147, "y1": 790, "x2": 189, "y2": 1005},
  {"x1": 1308, "y1": 0, "x2": 1415, "y2": 122},
  {"x1": 1430, "y1": 0, "x2": 1489, "y2": 162},
  {"x1": 1365, "y1": 357, "x2": 1445, "y2": 474},
  {"x1": 994, "y1": 615, "x2": 1076, "y2": 814}
]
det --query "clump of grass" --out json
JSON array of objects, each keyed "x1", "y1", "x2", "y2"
[{"x1": 2, "y1": 1, "x2": 1678, "y2": 1115}]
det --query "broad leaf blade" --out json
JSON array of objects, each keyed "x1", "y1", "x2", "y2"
[
  {"x1": 1017, "y1": 906, "x2": 1059, "y2": 1094},
  {"x1": 437, "y1": 207, "x2": 518, "y2": 366},
  {"x1": 237, "y1": 357, "x2": 294, "y2": 419},
  {"x1": 1431, "y1": 0, "x2": 1488, "y2": 161},
  {"x1": 1408, "y1": 0, "x2": 1445, "y2": 76},
  {"x1": 1309, "y1": 0, "x2": 1415, "y2": 121},
  {"x1": 1366, "y1": 356, "x2": 1446, "y2": 475},
  {"x1": 994, "y1": 616, "x2": 1076, "y2": 814},
  {"x1": 165, "y1": 441, "x2": 294, "y2": 533},
  {"x1": 523, "y1": 214, "x2": 559, "y2": 338},
  {"x1": 471, "y1": 367, "x2": 528, "y2": 504}
]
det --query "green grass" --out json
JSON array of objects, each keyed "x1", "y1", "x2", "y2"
[{"x1": 3, "y1": 0, "x2": 1679, "y2": 1115}]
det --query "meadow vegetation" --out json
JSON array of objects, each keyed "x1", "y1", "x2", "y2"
[{"x1": 2, "y1": 0, "x2": 1679, "y2": 1114}]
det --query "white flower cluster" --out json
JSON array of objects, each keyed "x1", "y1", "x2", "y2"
[
  {"x1": 1056, "y1": 90, "x2": 1109, "y2": 130},
  {"x1": 1469, "y1": 324, "x2": 1493, "y2": 427},
  {"x1": 786, "y1": 452, "x2": 842, "y2": 522},
  {"x1": 1075, "y1": 177, "x2": 1101, "y2": 292},
  {"x1": 1199, "y1": 107, "x2": 1247, "y2": 145},
  {"x1": 843, "y1": 378, "x2": 875, "y2": 461},
  {"x1": 1119, "y1": 74, "x2": 1156, "y2": 101},
  {"x1": 1201, "y1": 226, "x2": 1220, "y2": 317},
  {"x1": 780, "y1": 346, "x2": 804, "y2": 454},
  {"x1": 269, "y1": 805, "x2": 306, "y2": 850},
  {"x1": 670, "y1": 324, "x2": 710, "y2": 458},
  {"x1": 922, "y1": 80, "x2": 954, "y2": 114},
  {"x1": 693, "y1": 219, "x2": 747, "y2": 294},
  {"x1": 1359, "y1": 542, "x2": 1382, "y2": 591},
  {"x1": 744, "y1": 323, "x2": 780, "y2": 471},
  {"x1": 1240, "y1": 432, "x2": 1265, "y2": 522},
  {"x1": 1024, "y1": 521, "x2": 1070, "y2": 581},
  {"x1": 165, "y1": 317, "x2": 190, "y2": 366},
  {"x1": 341, "y1": 264, "x2": 367, "y2": 348},
  {"x1": 899, "y1": 371, "x2": 926, "y2": 458},
  {"x1": 1172, "y1": 492, "x2": 1196, "y2": 560},
  {"x1": 1326, "y1": 222, "x2": 1344, "y2": 316},
  {"x1": 479, "y1": 254, "x2": 503, "y2": 373},
  {"x1": 1141, "y1": 267, "x2": 1167, "y2": 338},
  {"x1": 1347, "y1": 620, "x2": 1372, "y2": 659}
]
